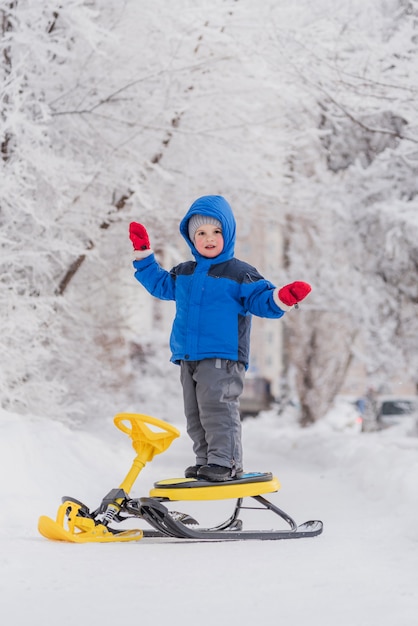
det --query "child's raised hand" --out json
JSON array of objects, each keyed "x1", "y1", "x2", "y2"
[
  {"x1": 129, "y1": 222, "x2": 151, "y2": 251},
  {"x1": 278, "y1": 281, "x2": 311, "y2": 306}
]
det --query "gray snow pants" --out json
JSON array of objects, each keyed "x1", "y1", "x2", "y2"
[{"x1": 180, "y1": 358, "x2": 245, "y2": 470}]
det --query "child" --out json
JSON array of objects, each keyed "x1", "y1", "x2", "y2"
[{"x1": 129, "y1": 195, "x2": 311, "y2": 482}]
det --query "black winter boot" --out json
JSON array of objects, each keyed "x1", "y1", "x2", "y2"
[
  {"x1": 197, "y1": 464, "x2": 242, "y2": 482},
  {"x1": 184, "y1": 465, "x2": 202, "y2": 479}
]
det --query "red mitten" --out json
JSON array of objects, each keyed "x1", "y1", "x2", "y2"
[
  {"x1": 129, "y1": 222, "x2": 151, "y2": 251},
  {"x1": 278, "y1": 281, "x2": 311, "y2": 306}
]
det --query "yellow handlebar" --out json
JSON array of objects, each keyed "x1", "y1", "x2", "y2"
[{"x1": 113, "y1": 413, "x2": 180, "y2": 494}]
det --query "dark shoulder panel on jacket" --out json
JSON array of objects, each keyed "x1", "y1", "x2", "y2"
[
  {"x1": 170, "y1": 261, "x2": 196, "y2": 279},
  {"x1": 208, "y1": 258, "x2": 264, "y2": 283}
]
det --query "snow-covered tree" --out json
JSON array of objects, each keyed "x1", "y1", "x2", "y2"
[
  {"x1": 1, "y1": 1, "x2": 108, "y2": 416},
  {"x1": 2, "y1": 0, "x2": 417, "y2": 427},
  {"x1": 276, "y1": 0, "x2": 418, "y2": 422},
  {"x1": 1, "y1": 0, "x2": 294, "y2": 421}
]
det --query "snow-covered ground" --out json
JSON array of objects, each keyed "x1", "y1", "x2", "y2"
[{"x1": 1, "y1": 404, "x2": 417, "y2": 626}]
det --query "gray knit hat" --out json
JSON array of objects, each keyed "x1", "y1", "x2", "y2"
[{"x1": 188, "y1": 214, "x2": 222, "y2": 241}]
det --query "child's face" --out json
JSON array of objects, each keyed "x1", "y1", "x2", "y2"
[{"x1": 194, "y1": 224, "x2": 224, "y2": 258}]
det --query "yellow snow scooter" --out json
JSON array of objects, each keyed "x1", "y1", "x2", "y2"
[{"x1": 38, "y1": 413, "x2": 323, "y2": 543}]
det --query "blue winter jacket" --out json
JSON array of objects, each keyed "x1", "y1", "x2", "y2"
[{"x1": 133, "y1": 195, "x2": 285, "y2": 367}]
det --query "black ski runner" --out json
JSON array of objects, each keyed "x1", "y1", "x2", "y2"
[{"x1": 137, "y1": 496, "x2": 323, "y2": 541}]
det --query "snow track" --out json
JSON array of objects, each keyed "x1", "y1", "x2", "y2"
[{"x1": 1, "y1": 410, "x2": 417, "y2": 626}]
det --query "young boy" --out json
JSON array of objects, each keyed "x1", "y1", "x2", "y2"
[{"x1": 129, "y1": 195, "x2": 311, "y2": 482}]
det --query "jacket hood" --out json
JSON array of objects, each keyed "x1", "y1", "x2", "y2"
[{"x1": 179, "y1": 195, "x2": 236, "y2": 263}]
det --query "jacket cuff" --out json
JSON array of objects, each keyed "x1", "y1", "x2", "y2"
[
  {"x1": 273, "y1": 288, "x2": 293, "y2": 312},
  {"x1": 133, "y1": 249, "x2": 153, "y2": 260}
]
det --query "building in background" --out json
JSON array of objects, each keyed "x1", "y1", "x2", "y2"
[{"x1": 235, "y1": 214, "x2": 284, "y2": 401}]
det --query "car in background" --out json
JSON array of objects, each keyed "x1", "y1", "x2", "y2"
[
  {"x1": 324, "y1": 395, "x2": 364, "y2": 433},
  {"x1": 376, "y1": 396, "x2": 418, "y2": 431},
  {"x1": 240, "y1": 376, "x2": 273, "y2": 418}
]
